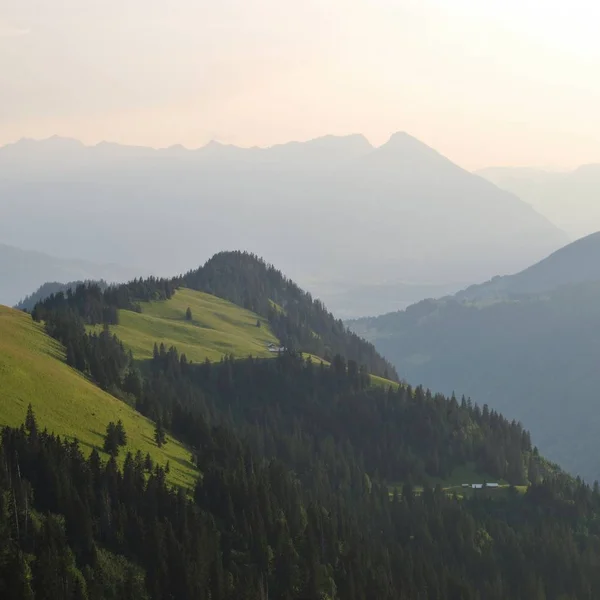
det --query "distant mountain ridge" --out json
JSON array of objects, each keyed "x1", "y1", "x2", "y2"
[
  {"x1": 1, "y1": 132, "x2": 567, "y2": 317},
  {"x1": 0, "y1": 243, "x2": 140, "y2": 307},
  {"x1": 457, "y1": 231, "x2": 600, "y2": 301},
  {"x1": 348, "y1": 235, "x2": 600, "y2": 481},
  {"x1": 15, "y1": 279, "x2": 109, "y2": 311},
  {"x1": 0, "y1": 133, "x2": 374, "y2": 172},
  {"x1": 477, "y1": 164, "x2": 600, "y2": 239}
]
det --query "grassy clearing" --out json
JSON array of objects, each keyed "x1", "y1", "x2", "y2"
[
  {"x1": 91, "y1": 288, "x2": 279, "y2": 363},
  {"x1": 388, "y1": 462, "x2": 519, "y2": 499},
  {"x1": 0, "y1": 305, "x2": 197, "y2": 489},
  {"x1": 89, "y1": 287, "x2": 398, "y2": 393},
  {"x1": 370, "y1": 374, "x2": 401, "y2": 390},
  {"x1": 301, "y1": 354, "x2": 399, "y2": 389}
]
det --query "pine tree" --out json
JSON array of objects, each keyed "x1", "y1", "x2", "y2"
[
  {"x1": 154, "y1": 418, "x2": 167, "y2": 448},
  {"x1": 103, "y1": 422, "x2": 120, "y2": 456},
  {"x1": 144, "y1": 452, "x2": 154, "y2": 472},
  {"x1": 25, "y1": 404, "x2": 37, "y2": 436},
  {"x1": 115, "y1": 419, "x2": 127, "y2": 447},
  {"x1": 185, "y1": 307, "x2": 193, "y2": 321}
]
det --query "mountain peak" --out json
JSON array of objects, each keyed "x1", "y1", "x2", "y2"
[
  {"x1": 378, "y1": 131, "x2": 444, "y2": 156},
  {"x1": 364, "y1": 131, "x2": 453, "y2": 170}
]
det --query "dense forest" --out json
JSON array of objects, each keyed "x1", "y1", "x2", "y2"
[
  {"x1": 349, "y1": 280, "x2": 600, "y2": 482},
  {"x1": 181, "y1": 251, "x2": 398, "y2": 379},
  {"x1": 30, "y1": 251, "x2": 397, "y2": 380},
  {"x1": 5, "y1": 350, "x2": 600, "y2": 598},
  {"x1": 7, "y1": 290, "x2": 600, "y2": 598},
  {"x1": 13, "y1": 259, "x2": 600, "y2": 598}
]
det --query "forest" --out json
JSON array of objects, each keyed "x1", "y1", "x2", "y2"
[
  {"x1": 31, "y1": 251, "x2": 397, "y2": 380},
  {"x1": 349, "y1": 280, "x2": 600, "y2": 482},
  {"x1": 4, "y1": 276, "x2": 600, "y2": 599}
]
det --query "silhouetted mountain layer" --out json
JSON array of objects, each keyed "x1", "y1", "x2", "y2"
[
  {"x1": 0, "y1": 133, "x2": 566, "y2": 317},
  {"x1": 0, "y1": 243, "x2": 139, "y2": 307},
  {"x1": 349, "y1": 236, "x2": 600, "y2": 481},
  {"x1": 478, "y1": 164, "x2": 600, "y2": 239},
  {"x1": 457, "y1": 231, "x2": 600, "y2": 301}
]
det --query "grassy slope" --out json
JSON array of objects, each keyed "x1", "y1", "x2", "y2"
[
  {"x1": 93, "y1": 288, "x2": 279, "y2": 363},
  {"x1": 89, "y1": 287, "x2": 400, "y2": 392},
  {"x1": 0, "y1": 305, "x2": 196, "y2": 489},
  {"x1": 303, "y1": 354, "x2": 399, "y2": 390}
]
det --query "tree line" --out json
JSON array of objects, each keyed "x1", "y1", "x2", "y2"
[
  {"x1": 15, "y1": 268, "x2": 600, "y2": 598},
  {"x1": 28, "y1": 252, "x2": 397, "y2": 380}
]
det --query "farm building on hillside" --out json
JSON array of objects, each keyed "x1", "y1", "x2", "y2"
[
  {"x1": 462, "y1": 483, "x2": 499, "y2": 489},
  {"x1": 267, "y1": 343, "x2": 286, "y2": 353}
]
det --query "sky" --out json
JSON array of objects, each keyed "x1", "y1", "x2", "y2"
[{"x1": 2, "y1": 0, "x2": 600, "y2": 170}]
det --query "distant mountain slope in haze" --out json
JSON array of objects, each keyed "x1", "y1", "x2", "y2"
[
  {"x1": 349, "y1": 277, "x2": 600, "y2": 482},
  {"x1": 0, "y1": 133, "x2": 567, "y2": 316},
  {"x1": 457, "y1": 231, "x2": 600, "y2": 301},
  {"x1": 0, "y1": 243, "x2": 139, "y2": 307},
  {"x1": 478, "y1": 164, "x2": 600, "y2": 239},
  {"x1": 15, "y1": 279, "x2": 108, "y2": 311}
]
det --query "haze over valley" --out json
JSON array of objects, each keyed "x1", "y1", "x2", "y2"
[
  {"x1": 6, "y1": 1, "x2": 600, "y2": 597},
  {"x1": 0, "y1": 133, "x2": 567, "y2": 316}
]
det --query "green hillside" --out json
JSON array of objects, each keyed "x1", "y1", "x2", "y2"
[
  {"x1": 90, "y1": 287, "x2": 279, "y2": 363},
  {"x1": 89, "y1": 288, "x2": 401, "y2": 391},
  {"x1": 0, "y1": 305, "x2": 197, "y2": 489}
]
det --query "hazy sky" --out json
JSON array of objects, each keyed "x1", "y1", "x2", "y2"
[{"x1": 2, "y1": 0, "x2": 600, "y2": 170}]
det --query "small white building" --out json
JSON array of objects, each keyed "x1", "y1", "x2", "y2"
[
  {"x1": 267, "y1": 343, "x2": 286, "y2": 353},
  {"x1": 466, "y1": 483, "x2": 499, "y2": 489}
]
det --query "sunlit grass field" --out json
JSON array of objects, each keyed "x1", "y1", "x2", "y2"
[
  {"x1": 90, "y1": 288, "x2": 279, "y2": 363},
  {"x1": 0, "y1": 305, "x2": 197, "y2": 489}
]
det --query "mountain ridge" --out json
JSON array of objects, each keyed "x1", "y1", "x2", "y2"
[
  {"x1": 348, "y1": 235, "x2": 600, "y2": 481},
  {"x1": 1, "y1": 132, "x2": 567, "y2": 317},
  {"x1": 0, "y1": 242, "x2": 142, "y2": 307},
  {"x1": 456, "y1": 231, "x2": 600, "y2": 301}
]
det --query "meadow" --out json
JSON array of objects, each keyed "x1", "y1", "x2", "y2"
[
  {"x1": 0, "y1": 305, "x2": 197, "y2": 489},
  {"x1": 90, "y1": 288, "x2": 280, "y2": 363}
]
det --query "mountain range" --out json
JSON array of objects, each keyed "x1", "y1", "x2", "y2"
[
  {"x1": 4, "y1": 249, "x2": 599, "y2": 599},
  {"x1": 478, "y1": 164, "x2": 600, "y2": 240},
  {"x1": 456, "y1": 231, "x2": 600, "y2": 301},
  {"x1": 0, "y1": 243, "x2": 140, "y2": 307},
  {"x1": 349, "y1": 232, "x2": 600, "y2": 481},
  {"x1": 0, "y1": 133, "x2": 567, "y2": 317}
]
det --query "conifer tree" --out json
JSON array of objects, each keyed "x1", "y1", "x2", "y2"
[
  {"x1": 154, "y1": 418, "x2": 167, "y2": 448},
  {"x1": 116, "y1": 419, "x2": 127, "y2": 447},
  {"x1": 25, "y1": 403, "x2": 37, "y2": 436},
  {"x1": 103, "y1": 422, "x2": 120, "y2": 456}
]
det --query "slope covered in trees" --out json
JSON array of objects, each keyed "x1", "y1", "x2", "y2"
[
  {"x1": 15, "y1": 279, "x2": 108, "y2": 312},
  {"x1": 30, "y1": 252, "x2": 398, "y2": 379},
  {"x1": 182, "y1": 251, "x2": 398, "y2": 379},
  {"x1": 0, "y1": 305, "x2": 196, "y2": 488},
  {"x1": 350, "y1": 280, "x2": 600, "y2": 482},
  {"x1": 3, "y1": 315, "x2": 600, "y2": 598},
  {"x1": 7, "y1": 256, "x2": 600, "y2": 597}
]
